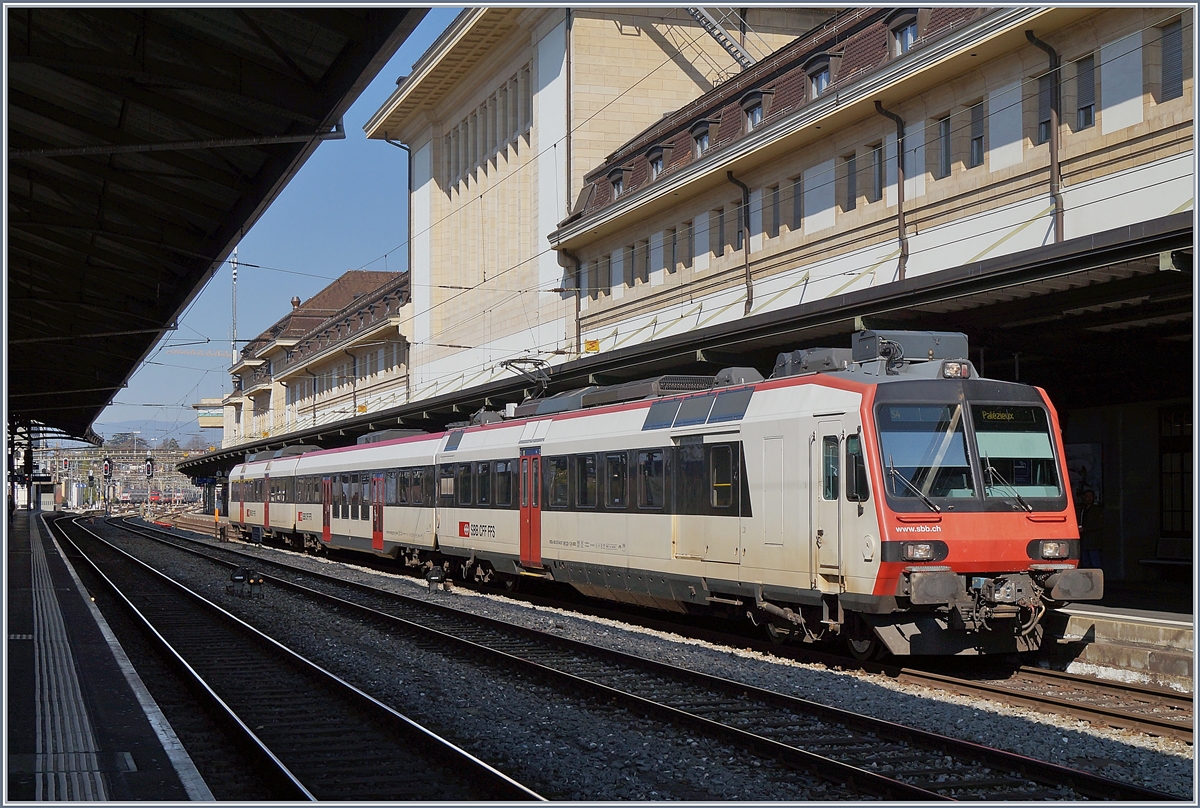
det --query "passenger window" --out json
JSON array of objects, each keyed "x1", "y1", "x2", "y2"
[
  {"x1": 494, "y1": 460, "x2": 513, "y2": 506},
  {"x1": 457, "y1": 463, "x2": 473, "y2": 505},
  {"x1": 637, "y1": 449, "x2": 665, "y2": 509},
  {"x1": 822, "y1": 436, "x2": 840, "y2": 500},
  {"x1": 605, "y1": 453, "x2": 627, "y2": 508},
  {"x1": 361, "y1": 473, "x2": 371, "y2": 519},
  {"x1": 846, "y1": 434, "x2": 870, "y2": 502},
  {"x1": 397, "y1": 470, "x2": 409, "y2": 504},
  {"x1": 547, "y1": 456, "x2": 569, "y2": 508},
  {"x1": 476, "y1": 462, "x2": 491, "y2": 505},
  {"x1": 576, "y1": 454, "x2": 597, "y2": 508},
  {"x1": 440, "y1": 466, "x2": 455, "y2": 502},
  {"x1": 711, "y1": 445, "x2": 734, "y2": 508},
  {"x1": 674, "y1": 394, "x2": 715, "y2": 427},
  {"x1": 411, "y1": 468, "x2": 424, "y2": 505}
]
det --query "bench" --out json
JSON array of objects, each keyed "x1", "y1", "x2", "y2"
[{"x1": 1140, "y1": 537, "x2": 1193, "y2": 576}]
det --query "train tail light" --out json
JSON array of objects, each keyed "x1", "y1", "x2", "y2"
[
  {"x1": 1039, "y1": 540, "x2": 1070, "y2": 559},
  {"x1": 902, "y1": 542, "x2": 935, "y2": 561},
  {"x1": 941, "y1": 361, "x2": 970, "y2": 378}
]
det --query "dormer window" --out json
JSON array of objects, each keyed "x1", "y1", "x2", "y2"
[
  {"x1": 888, "y1": 11, "x2": 919, "y2": 57},
  {"x1": 805, "y1": 54, "x2": 833, "y2": 99},
  {"x1": 691, "y1": 122, "x2": 711, "y2": 158},
  {"x1": 740, "y1": 91, "x2": 768, "y2": 133},
  {"x1": 608, "y1": 166, "x2": 629, "y2": 198},
  {"x1": 646, "y1": 145, "x2": 671, "y2": 180},
  {"x1": 810, "y1": 68, "x2": 830, "y2": 97}
]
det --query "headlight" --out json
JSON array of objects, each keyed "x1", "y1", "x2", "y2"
[
  {"x1": 942, "y1": 361, "x2": 970, "y2": 378},
  {"x1": 1040, "y1": 540, "x2": 1070, "y2": 559},
  {"x1": 902, "y1": 542, "x2": 934, "y2": 561}
]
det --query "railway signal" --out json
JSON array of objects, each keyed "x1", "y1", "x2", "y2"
[
  {"x1": 145, "y1": 456, "x2": 155, "y2": 478},
  {"x1": 103, "y1": 457, "x2": 112, "y2": 478}
]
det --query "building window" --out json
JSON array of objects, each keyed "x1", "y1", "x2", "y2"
[
  {"x1": 766, "y1": 184, "x2": 780, "y2": 238},
  {"x1": 843, "y1": 153, "x2": 857, "y2": 212},
  {"x1": 682, "y1": 220, "x2": 694, "y2": 268},
  {"x1": 1162, "y1": 20, "x2": 1184, "y2": 101},
  {"x1": 892, "y1": 19, "x2": 917, "y2": 56},
  {"x1": 745, "y1": 102, "x2": 763, "y2": 131},
  {"x1": 609, "y1": 166, "x2": 629, "y2": 199},
  {"x1": 1076, "y1": 55, "x2": 1095, "y2": 130},
  {"x1": 734, "y1": 201, "x2": 744, "y2": 251},
  {"x1": 647, "y1": 145, "x2": 669, "y2": 180},
  {"x1": 810, "y1": 67, "x2": 830, "y2": 97},
  {"x1": 713, "y1": 207, "x2": 726, "y2": 257},
  {"x1": 1037, "y1": 73, "x2": 1053, "y2": 145},
  {"x1": 969, "y1": 101, "x2": 986, "y2": 167},
  {"x1": 869, "y1": 143, "x2": 884, "y2": 202},
  {"x1": 788, "y1": 176, "x2": 803, "y2": 232},
  {"x1": 692, "y1": 123, "x2": 711, "y2": 158},
  {"x1": 1160, "y1": 405, "x2": 1192, "y2": 536},
  {"x1": 936, "y1": 116, "x2": 952, "y2": 179}
]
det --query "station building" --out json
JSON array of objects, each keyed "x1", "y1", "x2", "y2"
[
  {"x1": 222, "y1": 270, "x2": 409, "y2": 447},
  {"x1": 204, "y1": 7, "x2": 1191, "y2": 588}
]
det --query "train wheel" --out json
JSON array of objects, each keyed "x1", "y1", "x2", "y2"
[{"x1": 846, "y1": 635, "x2": 883, "y2": 661}]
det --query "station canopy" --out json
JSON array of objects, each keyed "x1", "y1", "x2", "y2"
[{"x1": 7, "y1": 7, "x2": 426, "y2": 443}]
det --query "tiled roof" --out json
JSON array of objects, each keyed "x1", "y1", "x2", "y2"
[{"x1": 570, "y1": 7, "x2": 983, "y2": 222}]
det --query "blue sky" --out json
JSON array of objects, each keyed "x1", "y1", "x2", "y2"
[{"x1": 92, "y1": 9, "x2": 460, "y2": 447}]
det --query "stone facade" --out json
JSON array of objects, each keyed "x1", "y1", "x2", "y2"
[{"x1": 365, "y1": 7, "x2": 836, "y2": 402}]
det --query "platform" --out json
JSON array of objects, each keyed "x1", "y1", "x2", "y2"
[
  {"x1": 6, "y1": 508, "x2": 212, "y2": 801},
  {"x1": 1044, "y1": 581, "x2": 1194, "y2": 693}
]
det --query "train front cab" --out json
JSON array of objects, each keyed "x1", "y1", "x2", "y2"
[{"x1": 858, "y1": 373, "x2": 1104, "y2": 656}]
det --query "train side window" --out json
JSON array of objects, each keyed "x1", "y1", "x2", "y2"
[
  {"x1": 411, "y1": 468, "x2": 425, "y2": 505},
  {"x1": 476, "y1": 462, "x2": 491, "y2": 505},
  {"x1": 638, "y1": 449, "x2": 665, "y2": 509},
  {"x1": 341, "y1": 474, "x2": 350, "y2": 518},
  {"x1": 846, "y1": 434, "x2": 869, "y2": 502},
  {"x1": 439, "y1": 466, "x2": 455, "y2": 503},
  {"x1": 457, "y1": 463, "x2": 473, "y2": 505},
  {"x1": 677, "y1": 441, "x2": 706, "y2": 513},
  {"x1": 643, "y1": 399, "x2": 680, "y2": 430},
  {"x1": 576, "y1": 454, "x2": 597, "y2": 508},
  {"x1": 494, "y1": 460, "x2": 513, "y2": 506},
  {"x1": 674, "y1": 394, "x2": 715, "y2": 427},
  {"x1": 711, "y1": 445, "x2": 734, "y2": 508},
  {"x1": 547, "y1": 456, "x2": 570, "y2": 508},
  {"x1": 605, "y1": 453, "x2": 627, "y2": 508},
  {"x1": 822, "y1": 436, "x2": 840, "y2": 500},
  {"x1": 708, "y1": 388, "x2": 754, "y2": 423},
  {"x1": 396, "y1": 471, "x2": 409, "y2": 505},
  {"x1": 350, "y1": 476, "x2": 362, "y2": 519},
  {"x1": 362, "y1": 473, "x2": 372, "y2": 519},
  {"x1": 385, "y1": 471, "x2": 398, "y2": 506}
]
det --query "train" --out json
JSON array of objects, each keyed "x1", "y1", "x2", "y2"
[{"x1": 228, "y1": 330, "x2": 1103, "y2": 657}]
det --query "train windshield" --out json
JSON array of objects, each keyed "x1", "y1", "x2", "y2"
[
  {"x1": 971, "y1": 405, "x2": 1062, "y2": 498},
  {"x1": 877, "y1": 404, "x2": 975, "y2": 500}
]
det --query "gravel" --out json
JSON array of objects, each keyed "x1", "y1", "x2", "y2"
[{"x1": 104, "y1": 524, "x2": 1195, "y2": 800}]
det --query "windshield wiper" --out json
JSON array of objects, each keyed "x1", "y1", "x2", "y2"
[
  {"x1": 887, "y1": 458, "x2": 941, "y2": 513},
  {"x1": 983, "y1": 456, "x2": 1033, "y2": 513}
]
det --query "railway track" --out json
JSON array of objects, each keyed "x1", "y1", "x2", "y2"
[
  {"x1": 893, "y1": 665, "x2": 1193, "y2": 743},
  {"x1": 103, "y1": 516, "x2": 1181, "y2": 801},
  {"x1": 52, "y1": 517, "x2": 543, "y2": 802}
]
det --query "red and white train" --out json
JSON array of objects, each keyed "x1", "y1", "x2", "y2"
[{"x1": 229, "y1": 331, "x2": 1102, "y2": 657}]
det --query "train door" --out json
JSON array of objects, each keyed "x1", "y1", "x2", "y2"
[
  {"x1": 813, "y1": 421, "x2": 842, "y2": 579},
  {"x1": 519, "y1": 449, "x2": 542, "y2": 567},
  {"x1": 371, "y1": 473, "x2": 385, "y2": 551},
  {"x1": 263, "y1": 474, "x2": 270, "y2": 533},
  {"x1": 321, "y1": 476, "x2": 332, "y2": 543}
]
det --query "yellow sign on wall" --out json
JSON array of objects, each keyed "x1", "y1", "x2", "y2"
[{"x1": 584, "y1": 340, "x2": 600, "y2": 353}]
